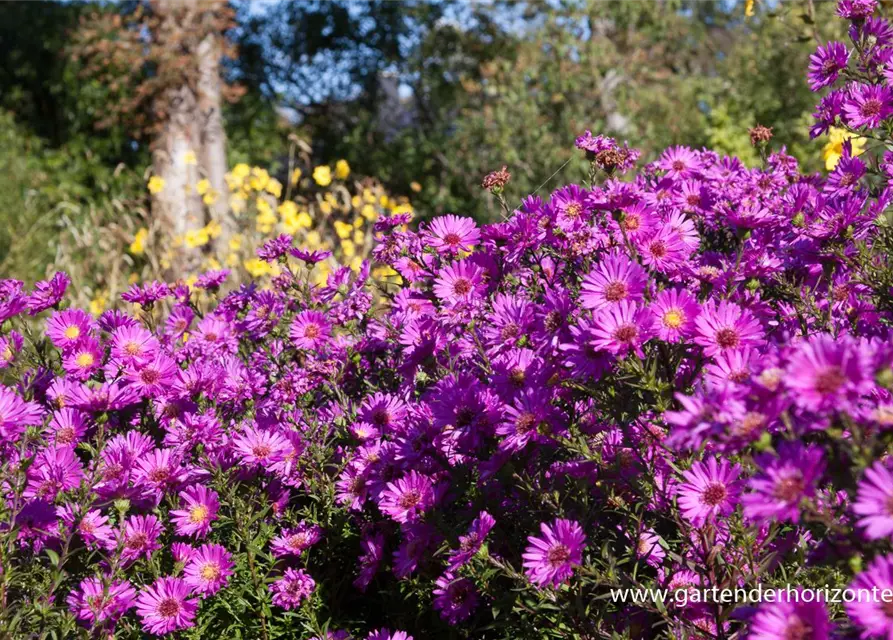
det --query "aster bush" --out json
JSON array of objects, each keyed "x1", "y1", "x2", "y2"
[{"x1": 9, "y1": 2, "x2": 893, "y2": 639}]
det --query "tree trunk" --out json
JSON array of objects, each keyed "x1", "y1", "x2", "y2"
[
  {"x1": 196, "y1": 30, "x2": 234, "y2": 260},
  {"x1": 152, "y1": 83, "x2": 205, "y2": 277}
]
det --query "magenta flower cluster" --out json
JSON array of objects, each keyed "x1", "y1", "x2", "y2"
[{"x1": 7, "y1": 2, "x2": 893, "y2": 637}]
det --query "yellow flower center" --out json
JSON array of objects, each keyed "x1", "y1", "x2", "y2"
[
  {"x1": 64, "y1": 326, "x2": 81, "y2": 340},
  {"x1": 662, "y1": 309, "x2": 684, "y2": 329},
  {"x1": 189, "y1": 505, "x2": 209, "y2": 524},
  {"x1": 75, "y1": 352, "x2": 95, "y2": 368},
  {"x1": 200, "y1": 563, "x2": 221, "y2": 581}
]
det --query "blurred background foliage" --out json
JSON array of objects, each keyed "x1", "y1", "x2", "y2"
[{"x1": 0, "y1": 0, "x2": 845, "y2": 287}]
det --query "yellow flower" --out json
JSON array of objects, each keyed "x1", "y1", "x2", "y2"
[
  {"x1": 205, "y1": 220, "x2": 222, "y2": 239},
  {"x1": 229, "y1": 234, "x2": 243, "y2": 251},
  {"x1": 250, "y1": 168, "x2": 270, "y2": 191},
  {"x1": 296, "y1": 211, "x2": 313, "y2": 229},
  {"x1": 244, "y1": 258, "x2": 273, "y2": 277},
  {"x1": 392, "y1": 203, "x2": 414, "y2": 217},
  {"x1": 352, "y1": 216, "x2": 364, "y2": 229},
  {"x1": 349, "y1": 256, "x2": 363, "y2": 271},
  {"x1": 202, "y1": 191, "x2": 219, "y2": 205},
  {"x1": 225, "y1": 172, "x2": 242, "y2": 191},
  {"x1": 351, "y1": 195, "x2": 361, "y2": 208},
  {"x1": 148, "y1": 176, "x2": 165, "y2": 195},
  {"x1": 232, "y1": 163, "x2": 251, "y2": 179},
  {"x1": 313, "y1": 165, "x2": 333, "y2": 187},
  {"x1": 129, "y1": 228, "x2": 148, "y2": 255},
  {"x1": 305, "y1": 230, "x2": 322, "y2": 248},
  {"x1": 361, "y1": 204, "x2": 377, "y2": 221},
  {"x1": 185, "y1": 275, "x2": 198, "y2": 290},
  {"x1": 320, "y1": 202, "x2": 333, "y2": 215},
  {"x1": 823, "y1": 127, "x2": 867, "y2": 170},
  {"x1": 410, "y1": 181, "x2": 422, "y2": 193},
  {"x1": 256, "y1": 209, "x2": 277, "y2": 234},
  {"x1": 353, "y1": 229, "x2": 365, "y2": 245},
  {"x1": 334, "y1": 220, "x2": 353, "y2": 240},
  {"x1": 290, "y1": 168, "x2": 302, "y2": 185},
  {"x1": 335, "y1": 159, "x2": 351, "y2": 180},
  {"x1": 745, "y1": 0, "x2": 755, "y2": 17},
  {"x1": 183, "y1": 150, "x2": 198, "y2": 165},
  {"x1": 256, "y1": 197, "x2": 273, "y2": 215},
  {"x1": 341, "y1": 239, "x2": 356, "y2": 258},
  {"x1": 363, "y1": 189, "x2": 376, "y2": 204},
  {"x1": 225, "y1": 252, "x2": 239, "y2": 267},
  {"x1": 230, "y1": 194, "x2": 247, "y2": 215},
  {"x1": 266, "y1": 178, "x2": 283, "y2": 199},
  {"x1": 206, "y1": 257, "x2": 222, "y2": 270},
  {"x1": 184, "y1": 228, "x2": 210, "y2": 249},
  {"x1": 89, "y1": 293, "x2": 107, "y2": 317},
  {"x1": 196, "y1": 179, "x2": 211, "y2": 195},
  {"x1": 278, "y1": 201, "x2": 298, "y2": 217}
]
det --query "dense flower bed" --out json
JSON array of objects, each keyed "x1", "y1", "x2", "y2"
[{"x1": 6, "y1": 2, "x2": 893, "y2": 638}]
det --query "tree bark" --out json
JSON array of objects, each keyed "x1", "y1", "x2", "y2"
[{"x1": 196, "y1": 29, "x2": 234, "y2": 259}]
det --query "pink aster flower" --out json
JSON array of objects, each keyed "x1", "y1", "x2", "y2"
[
  {"x1": 67, "y1": 576, "x2": 136, "y2": 626},
  {"x1": 579, "y1": 252, "x2": 647, "y2": 311},
  {"x1": 433, "y1": 572, "x2": 479, "y2": 624},
  {"x1": 269, "y1": 568, "x2": 315, "y2": 610},
  {"x1": 846, "y1": 554, "x2": 893, "y2": 639},
  {"x1": 808, "y1": 41, "x2": 849, "y2": 91},
  {"x1": 423, "y1": 214, "x2": 480, "y2": 254},
  {"x1": 447, "y1": 511, "x2": 496, "y2": 571},
  {"x1": 590, "y1": 301, "x2": 654, "y2": 358},
  {"x1": 650, "y1": 288, "x2": 699, "y2": 343},
  {"x1": 125, "y1": 352, "x2": 178, "y2": 396},
  {"x1": 170, "y1": 484, "x2": 220, "y2": 538},
  {"x1": 26, "y1": 272, "x2": 69, "y2": 315},
  {"x1": 844, "y1": 83, "x2": 893, "y2": 129},
  {"x1": 133, "y1": 449, "x2": 186, "y2": 499},
  {"x1": 62, "y1": 339, "x2": 102, "y2": 380},
  {"x1": 111, "y1": 325, "x2": 160, "y2": 365},
  {"x1": 637, "y1": 226, "x2": 689, "y2": 273},
  {"x1": 676, "y1": 458, "x2": 742, "y2": 527},
  {"x1": 367, "y1": 630, "x2": 412, "y2": 640},
  {"x1": 853, "y1": 461, "x2": 893, "y2": 540},
  {"x1": 432, "y1": 260, "x2": 486, "y2": 306},
  {"x1": 522, "y1": 518, "x2": 586, "y2": 588},
  {"x1": 120, "y1": 514, "x2": 164, "y2": 564},
  {"x1": 748, "y1": 588, "x2": 831, "y2": 640},
  {"x1": 183, "y1": 543, "x2": 234, "y2": 596},
  {"x1": 271, "y1": 521, "x2": 323, "y2": 557},
  {"x1": 46, "y1": 309, "x2": 94, "y2": 351},
  {"x1": 232, "y1": 426, "x2": 290, "y2": 467},
  {"x1": 786, "y1": 334, "x2": 871, "y2": 413},
  {"x1": 658, "y1": 145, "x2": 702, "y2": 179},
  {"x1": 135, "y1": 576, "x2": 198, "y2": 635},
  {"x1": 290, "y1": 310, "x2": 332, "y2": 350},
  {"x1": 47, "y1": 408, "x2": 88, "y2": 447},
  {"x1": 741, "y1": 443, "x2": 825, "y2": 524},
  {"x1": 73, "y1": 508, "x2": 116, "y2": 550},
  {"x1": 378, "y1": 470, "x2": 435, "y2": 524},
  {"x1": 693, "y1": 300, "x2": 764, "y2": 358}
]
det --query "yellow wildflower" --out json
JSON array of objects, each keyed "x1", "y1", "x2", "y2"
[
  {"x1": 363, "y1": 189, "x2": 376, "y2": 204},
  {"x1": 183, "y1": 150, "x2": 198, "y2": 165},
  {"x1": 244, "y1": 258, "x2": 273, "y2": 278},
  {"x1": 266, "y1": 178, "x2": 283, "y2": 199},
  {"x1": 225, "y1": 252, "x2": 239, "y2": 267},
  {"x1": 202, "y1": 191, "x2": 219, "y2": 206},
  {"x1": 313, "y1": 165, "x2": 333, "y2": 187},
  {"x1": 334, "y1": 220, "x2": 353, "y2": 240},
  {"x1": 320, "y1": 202, "x2": 333, "y2": 215},
  {"x1": 352, "y1": 216, "x2": 364, "y2": 229},
  {"x1": 229, "y1": 234, "x2": 243, "y2": 251},
  {"x1": 250, "y1": 168, "x2": 270, "y2": 191},
  {"x1": 349, "y1": 256, "x2": 362, "y2": 271},
  {"x1": 335, "y1": 159, "x2": 351, "y2": 180},
  {"x1": 256, "y1": 197, "x2": 273, "y2": 215},
  {"x1": 745, "y1": 0, "x2": 755, "y2": 17},
  {"x1": 197, "y1": 179, "x2": 211, "y2": 195},
  {"x1": 205, "y1": 220, "x2": 222, "y2": 239},
  {"x1": 185, "y1": 275, "x2": 198, "y2": 290},
  {"x1": 232, "y1": 163, "x2": 251, "y2": 179},
  {"x1": 361, "y1": 204, "x2": 377, "y2": 221},
  {"x1": 353, "y1": 229, "x2": 365, "y2": 245},
  {"x1": 230, "y1": 194, "x2": 248, "y2": 215},
  {"x1": 89, "y1": 293, "x2": 107, "y2": 317},
  {"x1": 290, "y1": 168, "x2": 302, "y2": 185},
  {"x1": 392, "y1": 203, "x2": 414, "y2": 217},
  {"x1": 823, "y1": 127, "x2": 867, "y2": 171},
  {"x1": 184, "y1": 228, "x2": 210, "y2": 249},
  {"x1": 296, "y1": 212, "x2": 313, "y2": 229},
  {"x1": 410, "y1": 181, "x2": 422, "y2": 193},
  {"x1": 351, "y1": 195, "x2": 361, "y2": 208},
  {"x1": 305, "y1": 230, "x2": 322, "y2": 248},
  {"x1": 206, "y1": 257, "x2": 222, "y2": 270},
  {"x1": 256, "y1": 209, "x2": 277, "y2": 234},
  {"x1": 225, "y1": 172, "x2": 242, "y2": 191},
  {"x1": 341, "y1": 239, "x2": 356, "y2": 258},
  {"x1": 278, "y1": 201, "x2": 298, "y2": 217},
  {"x1": 147, "y1": 176, "x2": 165, "y2": 195},
  {"x1": 129, "y1": 228, "x2": 148, "y2": 255}
]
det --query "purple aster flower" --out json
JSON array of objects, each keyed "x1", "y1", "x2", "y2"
[
  {"x1": 121, "y1": 281, "x2": 171, "y2": 306},
  {"x1": 432, "y1": 260, "x2": 486, "y2": 306},
  {"x1": 0, "y1": 330, "x2": 23, "y2": 368},
  {"x1": 379, "y1": 471, "x2": 435, "y2": 524},
  {"x1": 423, "y1": 215, "x2": 480, "y2": 254},
  {"x1": 232, "y1": 426, "x2": 290, "y2": 468},
  {"x1": 289, "y1": 247, "x2": 332, "y2": 263},
  {"x1": 367, "y1": 630, "x2": 412, "y2": 640},
  {"x1": 650, "y1": 288, "x2": 699, "y2": 343},
  {"x1": 195, "y1": 269, "x2": 229, "y2": 290},
  {"x1": 269, "y1": 568, "x2": 315, "y2": 610},
  {"x1": 121, "y1": 514, "x2": 163, "y2": 564},
  {"x1": 271, "y1": 521, "x2": 323, "y2": 557},
  {"x1": 67, "y1": 576, "x2": 136, "y2": 626},
  {"x1": 658, "y1": 146, "x2": 702, "y2": 179},
  {"x1": 358, "y1": 392, "x2": 409, "y2": 433},
  {"x1": 637, "y1": 226, "x2": 689, "y2": 273},
  {"x1": 522, "y1": 518, "x2": 586, "y2": 588},
  {"x1": 125, "y1": 352, "x2": 178, "y2": 396},
  {"x1": 111, "y1": 325, "x2": 160, "y2": 366},
  {"x1": 25, "y1": 445, "x2": 84, "y2": 500},
  {"x1": 447, "y1": 511, "x2": 496, "y2": 571},
  {"x1": 62, "y1": 338, "x2": 102, "y2": 380},
  {"x1": 354, "y1": 531, "x2": 385, "y2": 592},
  {"x1": 47, "y1": 408, "x2": 88, "y2": 447},
  {"x1": 497, "y1": 388, "x2": 562, "y2": 452},
  {"x1": 26, "y1": 272, "x2": 69, "y2": 314},
  {"x1": 290, "y1": 310, "x2": 332, "y2": 350},
  {"x1": 433, "y1": 572, "x2": 479, "y2": 624},
  {"x1": 172, "y1": 542, "x2": 196, "y2": 564},
  {"x1": 0, "y1": 386, "x2": 44, "y2": 441},
  {"x1": 0, "y1": 279, "x2": 26, "y2": 323},
  {"x1": 550, "y1": 184, "x2": 592, "y2": 231},
  {"x1": 837, "y1": 0, "x2": 877, "y2": 20},
  {"x1": 183, "y1": 543, "x2": 234, "y2": 596},
  {"x1": 741, "y1": 442, "x2": 825, "y2": 523},
  {"x1": 825, "y1": 149, "x2": 866, "y2": 196},
  {"x1": 257, "y1": 234, "x2": 293, "y2": 262},
  {"x1": 135, "y1": 576, "x2": 198, "y2": 635},
  {"x1": 748, "y1": 588, "x2": 831, "y2": 640},
  {"x1": 579, "y1": 252, "x2": 647, "y2": 311},
  {"x1": 808, "y1": 42, "x2": 850, "y2": 91},
  {"x1": 46, "y1": 309, "x2": 94, "y2": 352},
  {"x1": 676, "y1": 458, "x2": 742, "y2": 526},
  {"x1": 786, "y1": 334, "x2": 871, "y2": 413},
  {"x1": 634, "y1": 528, "x2": 666, "y2": 568},
  {"x1": 844, "y1": 83, "x2": 893, "y2": 129},
  {"x1": 846, "y1": 554, "x2": 893, "y2": 639},
  {"x1": 693, "y1": 300, "x2": 764, "y2": 358},
  {"x1": 590, "y1": 301, "x2": 654, "y2": 358},
  {"x1": 853, "y1": 460, "x2": 893, "y2": 539},
  {"x1": 133, "y1": 449, "x2": 186, "y2": 499}
]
